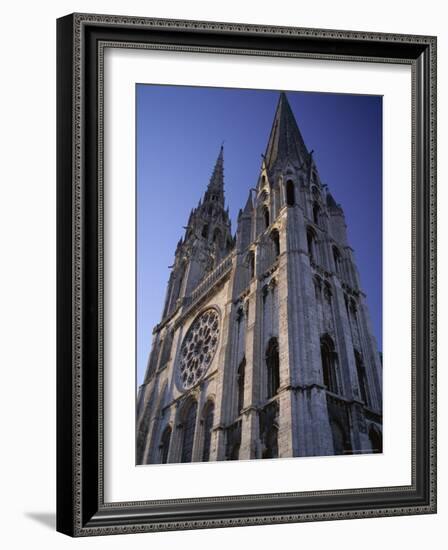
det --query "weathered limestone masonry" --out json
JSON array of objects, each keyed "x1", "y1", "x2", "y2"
[{"x1": 136, "y1": 92, "x2": 383, "y2": 464}]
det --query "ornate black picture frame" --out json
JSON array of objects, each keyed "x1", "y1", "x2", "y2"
[{"x1": 56, "y1": 13, "x2": 437, "y2": 537}]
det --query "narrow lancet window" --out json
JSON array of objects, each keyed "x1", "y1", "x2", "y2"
[
  {"x1": 333, "y1": 246, "x2": 342, "y2": 276},
  {"x1": 180, "y1": 400, "x2": 198, "y2": 463},
  {"x1": 286, "y1": 180, "x2": 295, "y2": 206},
  {"x1": 159, "y1": 426, "x2": 172, "y2": 464},
  {"x1": 355, "y1": 350, "x2": 369, "y2": 405},
  {"x1": 263, "y1": 206, "x2": 270, "y2": 229},
  {"x1": 266, "y1": 337, "x2": 280, "y2": 398},
  {"x1": 237, "y1": 357, "x2": 246, "y2": 414},
  {"x1": 271, "y1": 229, "x2": 280, "y2": 258},
  {"x1": 313, "y1": 275, "x2": 322, "y2": 301},
  {"x1": 248, "y1": 251, "x2": 255, "y2": 279},
  {"x1": 201, "y1": 402, "x2": 214, "y2": 462},
  {"x1": 307, "y1": 227, "x2": 317, "y2": 263},
  {"x1": 321, "y1": 335, "x2": 339, "y2": 394},
  {"x1": 313, "y1": 202, "x2": 320, "y2": 225}
]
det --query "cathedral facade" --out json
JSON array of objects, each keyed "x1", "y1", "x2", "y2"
[{"x1": 136, "y1": 92, "x2": 383, "y2": 465}]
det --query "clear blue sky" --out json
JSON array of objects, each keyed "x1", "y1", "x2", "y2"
[{"x1": 136, "y1": 85, "x2": 382, "y2": 387}]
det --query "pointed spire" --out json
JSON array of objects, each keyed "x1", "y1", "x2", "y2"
[
  {"x1": 206, "y1": 145, "x2": 225, "y2": 196},
  {"x1": 243, "y1": 190, "x2": 253, "y2": 214},
  {"x1": 264, "y1": 92, "x2": 309, "y2": 173},
  {"x1": 181, "y1": 147, "x2": 232, "y2": 244}
]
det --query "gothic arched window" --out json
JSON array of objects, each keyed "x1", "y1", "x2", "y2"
[
  {"x1": 321, "y1": 335, "x2": 339, "y2": 394},
  {"x1": 266, "y1": 337, "x2": 280, "y2": 398},
  {"x1": 313, "y1": 202, "x2": 320, "y2": 225},
  {"x1": 159, "y1": 426, "x2": 172, "y2": 464},
  {"x1": 333, "y1": 246, "x2": 342, "y2": 276},
  {"x1": 369, "y1": 425, "x2": 383, "y2": 453},
  {"x1": 286, "y1": 180, "x2": 295, "y2": 206},
  {"x1": 247, "y1": 251, "x2": 255, "y2": 279},
  {"x1": 180, "y1": 400, "x2": 198, "y2": 463},
  {"x1": 271, "y1": 229, "x2": 280, "y2": 258},
  {"x1": 237, "y1": 357, "x2": 246, "y2": 414},
  {"x1": 313, "y1": 275, "x2": 322, "y2": 301},
  {"x1": 263, "y1": 206, "x2": 270, "y2": 229},
  {"x1": 307, "y1": 226, "x2": 317, "y2": 263},
  {"x1": 355, "y1": 350, "x2": 369, "y2": 405},
  {"x1": 202, "y1": 224, "x2": 209, "y2": 238},
  {"x1": 201, "y1": 401, "x2": 215, "y2": 462}
]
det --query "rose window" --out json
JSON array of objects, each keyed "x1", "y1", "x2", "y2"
[{"x1": 179, "y1": 308, "x2": 220, "y2": 390}]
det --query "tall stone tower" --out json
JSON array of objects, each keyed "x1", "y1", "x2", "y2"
[{"x1": 136, "y1": 92, "x2": 383, "y2": 465}]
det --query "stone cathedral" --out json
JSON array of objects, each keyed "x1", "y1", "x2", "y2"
[{"x1": 136, "y1": 92, "x2": 383, "y2": 465}]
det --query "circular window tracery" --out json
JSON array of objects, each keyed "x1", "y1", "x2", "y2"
[{"x1": 179, "y1": 308, "x2": 220, "y2": 390}]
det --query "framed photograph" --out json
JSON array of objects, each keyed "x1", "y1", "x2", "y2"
[{"x1": 56, "y1": 13, "x2": 437, "y2": 536}]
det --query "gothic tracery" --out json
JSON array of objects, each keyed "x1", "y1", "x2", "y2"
[{"x1": 179, "y1": 308, "x2": 220, "y2": 390}]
